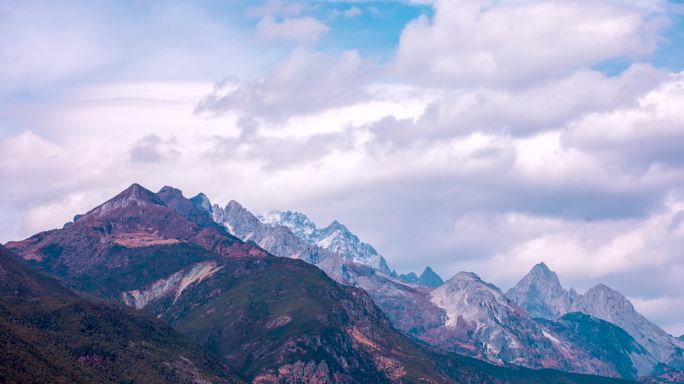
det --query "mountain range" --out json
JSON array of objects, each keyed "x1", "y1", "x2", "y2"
[
  {"x1": 2, "y1": 183, "x2": 680, "y2": 383},
  {"x1": 207, "y1": 195, "x2": 684, "y2": 382}
]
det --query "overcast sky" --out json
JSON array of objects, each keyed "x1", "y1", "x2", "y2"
[{"x1": 1, "y1": 0, "x2": 684, "y2": 335}]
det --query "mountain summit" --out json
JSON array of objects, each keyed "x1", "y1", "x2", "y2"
[
  {"x1": 506, "y1": 262, "x2": 576, "y2": 319},
  {"x1": 418, "y1": 266, "x2": 444, "y2": 287},
  {"x1": 507, "y1": 263, "x2": 684, "y2": 374}
]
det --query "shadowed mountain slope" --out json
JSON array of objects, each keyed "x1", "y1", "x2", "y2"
[{"x1": 0, "y1": 244, "x2": 243, "y2": 384}]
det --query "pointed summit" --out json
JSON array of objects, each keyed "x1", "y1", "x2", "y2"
[
  {"x1": 155, "y1": 186, "x2": 218, "y2": 228},
  {"x1": 506, "y1": 262, "x2": 573, "y2": 319},
  {"x1": 87, "y1": 183, "x2": 163, "y2": 217},
  {"x1": 226, "y1": 200, "x2": 244, "y2": 211},
  {"x1": 190, "y1": 193, "x2": 212, "y2": 214},
  {"x1": 325, "y1": 220, "x2": 347, "y2": 232},
  {"x1": 417, "y1": 266, "x2": 444, "y2": 288},
  {"x1": 118, "y1": 183, "x2": 160, "y2": 201}
]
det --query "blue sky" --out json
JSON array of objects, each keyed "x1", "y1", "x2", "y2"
[{"x1": 2, "y1": 0, "x2": 684, "y2": 335}]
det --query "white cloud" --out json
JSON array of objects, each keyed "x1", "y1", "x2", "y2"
[
  {"x1": 563, "y1": 71, "x2": 684, "y2": 171},
  {"x1": 395, "y1": 0, "x2": 668, "y2": 86},
  {"x1": 2, "y1": 0, "x2": 684, "y2": 336},
  {"x1": 196, "y1": 49, "x2": 380, "y2": 120}
]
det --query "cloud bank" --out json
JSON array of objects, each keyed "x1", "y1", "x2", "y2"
[{"x1": 1, "y1": 0, "x2": 684, "y2": 335}]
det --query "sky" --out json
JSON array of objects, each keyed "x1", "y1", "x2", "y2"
[{"x1": 1, "y1": 0, "x2": 684, "y2": 335}]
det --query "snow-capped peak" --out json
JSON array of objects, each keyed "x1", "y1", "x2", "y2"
[{"x1": 253, "y1": 209, "x2": 392, "y2": 274}]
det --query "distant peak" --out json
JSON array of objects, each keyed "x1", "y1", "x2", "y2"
[
  {"x1": 418, "y1": 266, "x2": 444, "y2": 288},
  {"x1": 327, "y1": 220, "x2": 346, "y2": 230},
  {"x1": 190, "y1": 193, "x2": 212, "y2": 213},
  {"x1": 121, "y1": 182, "x2": 148, "y2": 195},
  {"x1": 524, "y1": 261, "x2": 562, "y2": 286},
  {"x1": 87, "y1": 183, "x2": 163, "y2": 216},
  {"x1": 533, "y1": 262, "x2": 550, "y2": 271},
  {"x1": 587, "y1": 283, "x2": 617, "y2": 295},
  {"x1": 449, "y1": 271, "x2": 481, "y2": 282},
  {"x1": 191, "y1": 192, "x2": 209, "y2": 203},
  {"x1": 116, "y1": 183, "x2": 157, "y2": 200},
  {"x1": 226, "y1": 200, "x2": 245, "y2": 210},
  {"x1": 157, "y1": 185, "x2": 184, "y2": 198}
]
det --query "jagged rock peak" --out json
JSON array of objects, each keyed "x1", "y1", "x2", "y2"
[
  {"x1": 399, "y1": 272, "x2": 418, "y2": 285},
  {"x1": 157, "y1": 185, "x2": 183, "y2": 197},
  {"x1": 505, "y1": 261, "x2": 573, "y2": 320},
  {"x1": 582, "y1": 284, "x2": 635, "y2": 311},
  {"x1": 253, "y1": 209, "x2": 392, "y2": 274},
  {"x1": 528, "y1": 262, "x2": 562, "y2": 283},
  {"x1": 447, "y1": 271, "x2": 483, "y2": 284},
  {"x1": 226, "y1": 199, "x2": 246, "y2": 211},
  {"x1": 324, "y1": 219, "x2": 348, "y2": 232},
  {"x1": 418, "y1": 266, "x2": 444, "y2": 288},
  {"x1": 88, "y1": 183, "x2": 163, "y2": 216},
  {"x1": 190, "y1": 193, "x2": 212, "y2": 214}
]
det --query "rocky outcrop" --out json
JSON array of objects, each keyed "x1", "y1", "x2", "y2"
[
  {"x1": 508, "y1": 263, "x2": 684, "y2": 375},
  {"x1": 419, "y1": 266, "x2": 444, "y2": 287}
]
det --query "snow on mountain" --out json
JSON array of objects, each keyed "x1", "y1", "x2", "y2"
[
  {"x1": 257, "y1": 210, "x2": 392, "y2": 274},
  {"x1": 212, "y1": 201, "x2": 330, "y2": 267}
]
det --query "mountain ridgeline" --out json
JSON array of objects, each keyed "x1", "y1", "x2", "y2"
[
  {"x1": 207, "y1": 194, "x2": 684, "y2": 382},
  {"x1": 2, "y1": 183, "x2": 678, "y2": 383}
]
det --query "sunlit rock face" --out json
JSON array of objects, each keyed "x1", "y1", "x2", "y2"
[{"x1": 506, "y1": 262, "x2": 576, "y2": 320}]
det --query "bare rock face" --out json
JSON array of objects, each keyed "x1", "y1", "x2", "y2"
[
  {"x1": 506, "y1": 262, "x2": 576, "y2": 319},
  {"x1": 418, "y1": 266, "x2": 444, "y2": 288},
  {"x1": 426, "y1": 272, "x2": 567, "y2": 370},
  {"x1": 206, "y1": 199, "x2": 684, "y2": 380},
  {"x1": 213, "y1": 200, "x2": 332, "y2": 266},
  {"x1": 507, "y1": 263, "x2": 684, "y2": 375}
]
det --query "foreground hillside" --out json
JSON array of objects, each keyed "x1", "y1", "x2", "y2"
[{"x1": 0, "y1": 244, "x2": 242, "y2": 384}]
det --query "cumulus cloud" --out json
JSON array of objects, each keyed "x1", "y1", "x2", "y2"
[
  {"x1": 395, "y1": 0, "x2": 668, "y2": 86},
  {"x1": 563, "y1": 72, "x2": 684, "y2": 172},
  {"x1": 371, "y1": 64, "x2": 668, "y2": 143},
  {"x1": 195, "y1": 49, "x2": 380, "y2": 120}
]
